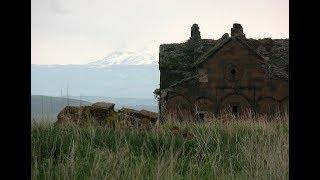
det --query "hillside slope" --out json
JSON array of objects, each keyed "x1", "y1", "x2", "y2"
[{"x1": 31, "y1": 95, "x2": 92, "y2": 119}]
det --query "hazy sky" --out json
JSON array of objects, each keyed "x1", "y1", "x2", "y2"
[{"x1": 32, "y1": 0, "x2": 289, "y2": 65}]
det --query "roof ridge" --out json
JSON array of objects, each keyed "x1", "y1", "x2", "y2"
[
  {"x1": 169, "y1": 74, "x2": 201, "y2": 88},
  {"x1": 191, "y1": 34, "x2": 231, "y2": 67}
]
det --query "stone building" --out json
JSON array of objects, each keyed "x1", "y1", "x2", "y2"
[{"x1": 157, "y1": 23, "x2": 288, "y2": 121}]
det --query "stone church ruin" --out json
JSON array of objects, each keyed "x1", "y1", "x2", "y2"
[{"x1": 156, "y1": 23, "x2": 289, "y2": 121}]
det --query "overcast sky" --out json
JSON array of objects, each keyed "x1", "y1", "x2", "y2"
[{"x1": 32, "y1": 0, "x2": 289, "y2": 65}]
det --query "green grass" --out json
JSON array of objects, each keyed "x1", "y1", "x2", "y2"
[{"x1": 31, "y1": 114, "x2": 288, "y2": 179}]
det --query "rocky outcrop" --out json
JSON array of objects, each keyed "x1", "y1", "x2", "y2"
[
  {"x1": 118, "y1": 108, "x2": 159, "y2": 129},
  {"x1": 56, "y1": 102, "x2": 158, "y2": 127},
  {"x1": 92, "y1": 102, "x2": 115, "y2": 111},
  {"x1": 139, "y1": 110, "x2": 158, "y2": 121},
  {"x1": 56, "y1": 105, "x2": 115, "y2": 125}
]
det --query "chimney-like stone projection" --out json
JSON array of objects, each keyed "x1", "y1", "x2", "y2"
[
  {"x1": 231, "y1": 23, "x2": 246, "y2": 39},
  {"x1": 190, "y1": 24, "x2": 201, "y2": 40}
]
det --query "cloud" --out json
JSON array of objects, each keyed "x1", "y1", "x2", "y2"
[
  {"x1": 50, "y1": 0, "x2": 71, "y2": 14},
  {"x1": 32, "y1": 0, "x2": 288, "y2": 64}
]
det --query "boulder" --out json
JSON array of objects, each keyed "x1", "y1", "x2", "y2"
[
  {"x1": 56, "y1": 103, "x2": 159, "y2": 128},
  {"x1": 171, "y1": 126, "x2": 181, "y2": 136},
  {"x1": 118, "y1": 108, "x2": 158, "y2": 127},
  {"x1": 118, "y1": 108, "x2": 141, "y2": 126},
  {"x1": 56, "y1": 102, "x2": 115, "y2": 125},
  {"x1": 170, "y1": 126, "x2": 195, "y2": 139},
  {"x1": 92, "y1": 102, "x2": 115, "y2": 111},
  {"x1": 139, "y1": 109, "x2": 158, "y2": 123},
  {"x1": 118, "y1": 108, "x2": 139, "y2": 115}
]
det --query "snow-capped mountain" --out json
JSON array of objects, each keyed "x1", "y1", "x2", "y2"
[
  {"x1": 32, "y1": 48, "x2": 160, "y2": 99},
  {"x1": 87, "y1": 49, "x2": 158, "y2": 68}
]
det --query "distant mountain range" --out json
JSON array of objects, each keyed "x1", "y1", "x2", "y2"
[
  {"x1": 32, "y1": 49, "x2": 160, "y2": 99},
  {"x1": 87, "y1": 50, "x2": 157, "y2": 67}
]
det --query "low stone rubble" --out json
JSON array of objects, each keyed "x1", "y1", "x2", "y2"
[
  {"x1": 117, "y1": 108, "x2": 158, "y2": 130},
  {"x1": 56, "y1": 102, "x2": 158, "y2": 127},
  {"x1": 56, "y1": 104, "x2": 115, "y2": 125},
  {"x1": 92, "y1": 102, "x2": 115, "y2": 111},
  {"x1": 170, "y1": 126, "x2": 195, "y2": 139}
]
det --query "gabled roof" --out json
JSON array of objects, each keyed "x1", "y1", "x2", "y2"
[
  {"x1": 192, "y1": 34, "x2": 231, "y2": 67},
  {"x1": 169, "y1": 74, "x2": 200, "y2": 88},
  {"x1": 158, "y1": 29, "x2": 289, "y2": 86},
  {"x1": 246, "y1": 38, "x2": 289, "y2": 69},
  {"x1": 159, "y1": 39, "x2": 217, "y2": 69},
  {"x1": 192, "y1": 35, "x2": 266, "y2": 67},
  {"x1": 189, "y1": 36, "x2": 289, "y2": 81}
]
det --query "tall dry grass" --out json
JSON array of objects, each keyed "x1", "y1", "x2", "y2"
[{"x1": 31, "y1": 112, "x2": 288, "y2": 179}]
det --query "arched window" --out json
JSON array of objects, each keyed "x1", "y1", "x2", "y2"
[
  {"x1": 194, "y1": 98, "x2": 214, "y2": 121},
  {"x1": 257, "y1": 97, "x2": 280, "y2": 115},
  {"x1": 219, "y1": 94, "x2": 252, "y2": 115},
  {"x1": 166, "y1": 95, "x2": 193, "y2": 121}
]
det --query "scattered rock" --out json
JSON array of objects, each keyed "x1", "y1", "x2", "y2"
[
  {"x1": 170, "y1": 126, "x2": 195, "y2": 139},
  {"x1": 118, "y1": 108, "x2": 158, "y2": 124},
  {"x1": 56, "y1": 102, "x2": 159, "y2": 128},
  {"x1": 139, "y1": 109, "x2": 158, "y2": 123},
  {"x1": 182, "y1": 131, "x2": 195, "y2": 139},
  {"x1": 56, "y1": 105, "x2": 113, "y2": 125},
  {"x1": 118, "y1": 108, "x2": 139, "y2": 115},
  {"x1": 92, "y1": 102, "x2": 115, "y2": 111},
  {"x1": 171, "y1": 126, "x2": 180, "y2": 136}
]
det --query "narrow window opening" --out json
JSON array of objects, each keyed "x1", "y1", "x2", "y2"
[
  {"x1": 199, "y1": 113, "x2": 204, "y2": 120},
  {"x1": 197, "y1": 112, "x2": 205, "y2": 122},
  {"x1": 231, "y1": 69, "x2": 236, "y2": 75},
  {"x1": 232, "y1": 105, "x2": 238, "y2": 115}
]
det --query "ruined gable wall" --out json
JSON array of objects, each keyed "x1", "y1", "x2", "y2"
[
  {"x1": 198, "y1": 40, "x2": 263, "y2": 112},
  {"x1": 197, "y1": 39, "x2": 288, "y2": 113}
]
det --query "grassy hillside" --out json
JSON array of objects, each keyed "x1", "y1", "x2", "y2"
[{"x1": 31, "y1": 114, "x2": 288, "y2": 179}]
